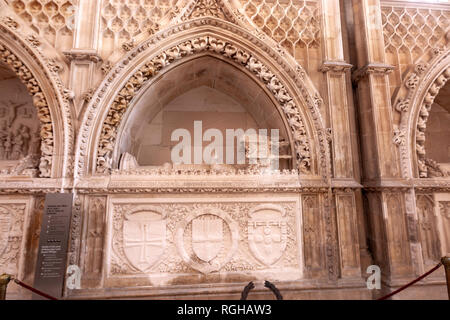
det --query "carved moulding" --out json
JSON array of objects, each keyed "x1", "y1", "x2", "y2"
[
  {"x1": 0, "y1": 17, "x2": 74, "y2": 178},
  {"x1": 75, "y1": 17, "x2": 327, "y2": 180},
  {"x1": 392, "y1": 48, "x2": 450, "y2": 179}
]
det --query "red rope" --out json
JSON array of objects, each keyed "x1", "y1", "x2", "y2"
[
  {"x1": 377, "y1": 262, "x2": 443, "y2": 300},
  {"x1": 14, "y1": 279, "x2": 58, "y2": 300}
]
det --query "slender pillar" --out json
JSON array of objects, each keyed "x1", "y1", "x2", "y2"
[{"x1": 351, "y1": 0, "x2": 413, "y2": 282}]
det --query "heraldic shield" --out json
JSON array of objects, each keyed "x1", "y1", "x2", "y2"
[
  {"x1": 0, "y1": 207, "x2": 11, "y2": 257},
  {"x1": 123, "y1": 208, "x2": 166, "y2": 272},
  {"x1": 192, "y1": 216, "x2": 223, "y2": 262},
  {"x1": 248, "y1": 205, "x2": 287, "y2": 266}
]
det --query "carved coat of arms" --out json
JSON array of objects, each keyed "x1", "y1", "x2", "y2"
[
  {"x1": 192, "y1": 217, "x2": 223, "y2": 262},
  {"x1": 0, "y1": 208, "x2": 11, "y2": 257},
  {"x1": 123, "y1": 207, "x2": 166, "y2": 272},
  {"x1": 248, "y1": 205, "x2": 287, "y2": 266}
]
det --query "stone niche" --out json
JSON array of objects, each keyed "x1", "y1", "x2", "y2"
[
  {"x1": 114, "y1": 56, "x2": 293, "y2": 173},
  {"x1": 425, "y1": 82, "x2": 450, "y2": 174},
  {"x1": 103, "y1": 195, "x2": 303, "y2": 292},
  {"x1": 0, "y1": 61, "x2": 41, "y2": 176}
]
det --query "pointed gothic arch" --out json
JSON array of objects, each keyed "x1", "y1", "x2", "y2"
[
  {"x1": 0, "y1": 18, "x2": 73, "y2": 178},
  {"x1": 393, "y1": 48, "x2": 450, "y2": 179},
  {"x1": 75, "y1": 17, "x2": 328, "y2": 178}
]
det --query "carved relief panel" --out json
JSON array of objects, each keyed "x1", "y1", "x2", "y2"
[
  {"x1": 0, "y1": 76, "x2": 40, "y2": 165},
  {"x1": 416, "y1": 195, "x2": 441, "y2": 267},
  {"x1": 81, "y1": 197, "x2": 107, "y2": 288},
  {"x1": 105, "y1": 196, "x2": 302, "y2": 288},
  {"x1": 335, "y1": 194, "x2": 360, "y2": 277},
  {"x1": 384, "y1": 193, "x2": 412, "y2": 273},
  {"x1": 301, "y1": 195, "x2": 324, "y2": 278},
  {"x1": 0, "y1": 198, "x2": 30, "y2": 290}
]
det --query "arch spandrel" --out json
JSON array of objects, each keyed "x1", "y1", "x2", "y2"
[
  {"x1": 0, "y1": 17, "x2": 73, "y2": 179},
  {"x1": 75, "y1": 18, "x2": 328, "y2": 179}
]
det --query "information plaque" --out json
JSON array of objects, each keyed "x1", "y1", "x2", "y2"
[{"x1": 33, "y1": 193, "x2": 73, "y2": 300}]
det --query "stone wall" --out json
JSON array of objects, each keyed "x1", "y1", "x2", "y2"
[{"x1": 0, "y1": 0, "x2": 448, "y2": 300}]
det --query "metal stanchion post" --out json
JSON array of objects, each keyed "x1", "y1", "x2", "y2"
[
  {"x1": 442, "y1": 257, "x2": 450, "y2": 300},
  {"x1": 0, "y1": 274, "x2": 12, "y2": 300}
]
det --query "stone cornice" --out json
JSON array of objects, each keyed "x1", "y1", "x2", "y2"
[{"x1": 362, "y1": 178, "x2": 450, "y2": 192}]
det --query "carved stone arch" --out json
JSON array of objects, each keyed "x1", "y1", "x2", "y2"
[
  {"x1": 75, "y1": 17, "x2": 327, "y2": 179},
  {"x1": 0, "y1": 17, "x2": 74, "y2": 178},
  {"x1": 392, "y1": 48, "x2": 450, "y2": 179}
]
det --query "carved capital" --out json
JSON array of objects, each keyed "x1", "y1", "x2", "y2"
[
  {"x1": 319, "y1": 61, "x2": 353, "y2": 74},
  {"x1": 352, "y1": 63, "x2": 395, "y2": 83}
]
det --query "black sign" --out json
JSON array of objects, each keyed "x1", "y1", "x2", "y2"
[{"x1": 33, "y1": 193, "x2": 73, "y2": 300}]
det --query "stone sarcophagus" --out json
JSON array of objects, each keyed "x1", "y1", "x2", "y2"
[{"x1": 70, "y1": 191, "x2": 309, "y2": 298}]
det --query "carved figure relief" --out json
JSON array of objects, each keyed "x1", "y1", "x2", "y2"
[
  {"x1": 247, "y1": 204, "x2": 287, "y2": 266},
  {"x1": 0, "y1": 101, "x2": 39, "y2": 161}
]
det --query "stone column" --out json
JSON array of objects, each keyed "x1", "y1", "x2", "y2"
[
  {"x1": 64, "y1": 0, "x2": 103, "y2": 121},
  {"x1": 319, "y1": 0, "x2": 362, "y2": 279},
  {"x1": 351, "y1": 0, "x2": 413, "y2": 283}
]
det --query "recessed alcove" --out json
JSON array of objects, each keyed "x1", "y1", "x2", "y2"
[
  {"x1": 425, "y1": 81, "x2": 450, "y2": 172},
  {"x1": 0, "y1": 61, "x2": 40, "y2": 174},
  {"x1": 114, "y1": 55, "x2": 294, "y2": 171}
]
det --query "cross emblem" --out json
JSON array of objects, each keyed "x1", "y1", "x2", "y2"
[{"x1": 124, "y1": 223, "x2": 164, "y2": 264}]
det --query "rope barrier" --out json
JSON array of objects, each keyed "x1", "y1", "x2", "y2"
[
  {"x1": 377, "y1": 262, "x2": 443, "y2": 300},
  {"x1": 13, "y1": 279, "x2": 58, "y2": 300}
]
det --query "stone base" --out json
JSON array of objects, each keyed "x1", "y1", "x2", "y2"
[{"x1": 65, "y1": 280, "x2": 373, "y2": 300}]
